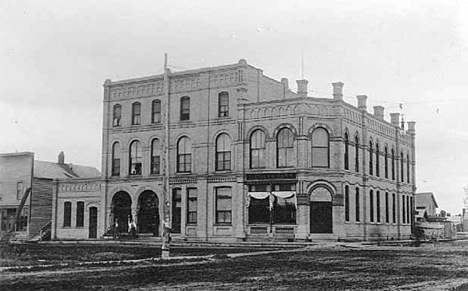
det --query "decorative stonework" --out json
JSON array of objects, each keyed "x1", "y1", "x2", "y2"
[
  {"x1": 207, "y1": 176, "x2": 237, "y2": 183},
  {"x1": 210, "y1": 70, "x2": 241, "y2": 87},
  {"x1": 60, "y1": 183, "x2": 101, "y2": 192}
]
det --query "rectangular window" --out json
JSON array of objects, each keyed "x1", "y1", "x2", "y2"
[
  {"x1": 216, "y1": 187, "x2": 232, "y2": 224},
  {"x1": 278, "y1": 147, "x2": 294, "y2": 168},
  {"x1": 132, "y1": 103, "x2": 141, "y2": 125},
  {"x1": 187, "y1": 188, "x2": 197, "y2": 224},
  {"x1": 345, "y1": 186, "x2": 349, "y2": 222},
  {"x1": 152, "y1": 100, "x2": 161, "y2": 123},
  {"x1": 250, "y1": 148, "x2": 265, "y2": 169},
  {"x1": 218, "y1": 93, "x2": 229, "y2": 117},
  {"x1": 216, "y1": 152, "x2": 231, "y2": 171},
  {"x1": 402, "y1": 195, "x2": 406, "y2": 224},
  {"x1": 172, "y1": 189, "x2": 182, "y2": 233},
  {"x1": 376, "y1": 191, "x2": 381, "y2": 223},
  {"x1": 312, "y1": 147, "x2": 328, "y2": 167},
  {"x1": 370, "y1": 190, "x2": 374, "y2": 222},
  {"x1": 180, "y1": 97, "x2": 190, "y2": 121},
  {"x1": 385, "y1": 192, "x2": 389, "y2": 223},
  {"x1": 16, "y1": 182, "x2": 23, "y2": 200},
  {"x1": 392, "y1": 193, "x2": 396, "y2": 223},
  {"x1": 113, "y1": 105, "x2": 122, "y2": 127},
  {"x1": 355, "y1": 188, "x2": 360, "y2": 222},
  {"x1": 63, "y1": 202, "x2": 72, "y2": 227},
  {"x1": 76, "y1": 201, "x2": 84, "y2": 227},
  {"x1": 112, "y1": 158, "x2": 120, "y2": 176},
  {"x1": 151, "y1": 156, "x2": 160, "y2": 174},
  {"x1": 177, "y1": 154, "x2": 192, "y2": 173}
]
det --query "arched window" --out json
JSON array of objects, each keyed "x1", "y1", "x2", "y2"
[
  {"x1": 111, "y1": 142, "x2": 121, "y2": 177},
  {"x1": 345, "y1": 185, "x2": 350, "y2": 222},
  {"x1": 152, "y1": 100, "x2": 161, "y2": 123},
  {"x1": 402, "y1": 194, "x2": 406, "y2": 223},
  {"x1": 129, "y1": 140, "x2": 142, "y2": 175},
  {"x1": 312, "y1": 127, "x2": 329, "y2": 167},
  {"x1": 132, "y1": 102, "x2": 141, "y2": 125},
  {"x1": 218, "y1": 92, "x2": 229, "y2": 117},
  {"x1": 369, "y1": 141, "x2": 373, "y2": 175},
  {"x1": 113, "y1": 104, "x2": 122, "y2": 127},
  {"x1": 63, "y1": 201, "x2": 71, "y2": 227},
  {"x1": 355, "y1": 136, "x2": 359, "y2": 172},
  {"x1": 344, "y1": 132, "x2": 349, "y2": 170},
  {"x1": 376, "y1": 190, "x2": 381, "y2": 222},
  {"x1": 407, "y1": 153, "x2": 410, "y2": 183},
  {"x1": 375, "y1": 143, "x2": 380, "y2": 177},
  {"x1": 392, "y1": 193, "x2": 396, "y2": 223},
  {"x1": 177, "y1": 137, "x2": 192, "y2": 173},
  {"x1": 391, "y1": 148, "x2": 395, "y2": 180},
  {"x1": 384, "y1": 146, "x2": 388, "y2": 179},
  {"x1": 277, "y1": 128, "x2": 294, "y2": 168},
  {"x1": 216, "y1": 133, "x2": 231, "y2": 171},
  {"x1": 400, "y1": 152, "x2": 404, "y2": 182},
  {"x1": 76, "y1": 201, "x2": 84, "y2": 227},
  {"x1": 250, "y1": 130, "x2": 266, "y2": 169},
  {"x1": 385, "y1": 192, "x2": 389, "y2": 223},
  {"x1": 370, "y1": 189, "x2": 374, "y2": 222},
  {"x1": 151, "y1": 139, "x2": 161, "y2": 174},
  {"x1": 355, "y1": 187, "x2": 360, "y2": 222},
  {"x1": 180, "y1": 96, "x2": 190, "y2": 121}
]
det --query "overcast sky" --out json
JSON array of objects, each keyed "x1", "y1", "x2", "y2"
[{"x1": 1, "y1": 0, "x2": 467, "y2": 215}]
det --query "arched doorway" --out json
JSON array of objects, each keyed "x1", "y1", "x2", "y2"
[
  {"x1": 137, "y1": 190, "x2": 160, "y2": 236},
  {"x1": 310, "y1": 186, "x2": 333, "y2": 233},
  {"x1": 111, "y1": 191, "x2": 132, "y2": 233}
]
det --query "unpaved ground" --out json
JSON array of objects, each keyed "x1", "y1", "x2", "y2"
[{"x1": 2, "y1": 241, "x2": 468, "y2": 290}]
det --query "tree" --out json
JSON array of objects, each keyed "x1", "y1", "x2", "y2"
[{"x1": 439, "y1": 210, "x2": 447, "y2": 217}]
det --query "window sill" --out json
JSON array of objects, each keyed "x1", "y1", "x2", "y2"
[{"x1": 214, "y1": 223, "x2": 232, "y2": 226}]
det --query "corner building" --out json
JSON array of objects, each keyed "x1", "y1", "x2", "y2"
[{"x1": 54, "y1": 59, "x2": 416, "y2": 241}]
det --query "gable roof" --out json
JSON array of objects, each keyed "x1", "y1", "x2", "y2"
[
  {"x1": 34, "y1": 160, "x2": 100, "y2": 179},
  {"x1": 415, "y1": 192, "x2": 439, "y2": 208}
]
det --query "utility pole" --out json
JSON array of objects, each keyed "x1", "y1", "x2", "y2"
[{"x1": 161, "y1": 53, "x2": 171, "y2": 259}]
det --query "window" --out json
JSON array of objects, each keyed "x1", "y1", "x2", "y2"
[
  {"x1": 250, "y1": 130, "x2": 266, "y2": 169},
  {"x1": 392, "y1": 193, "x2": 396, "y2": 223},
  {"x1": 370, "y1": 190, "x2": 374, "y2": 222},
  {"x1": 369, "y1": 141, "x2": 373, "y2": 175},
  {"x1": 2, "y1": 208, "x2": 28, "y2": 232},
  {"x1": 76, "y1": 201, "x2": 84, "y2": 227},
  {"x1": 407, "y1": 153, "x2": 410, "y2": 183},
  {"x1": 406, "y1": 195, "x2": 410, "y2": 224},
  {"x1": 216, "y1": 134, "x2": 231, "y2": 171},
  {"x1": 344, "y1": 132, "x2": 349, "y2": 170},
  {"x1": 180, "y1": 96, "x2": 190, "y2": 121},
  {"x1": 375, "y1": 143, "x2": 380, "y2": 177},
  {"x1": 238, "y1": 69, "x2": 244, "y2": 82},
  {"x1": 16, "y1": 181, "x2": 23, "y2": 200},
  {"x1": 400, "y1": 152, "x2": 404, "y2": 182},
  {"x1": 177, "y1": 137, "x2": 192, "y2": 173},
  {"x1": 376, "y1": 191, "x2": 381, "y2": 223},
  {"x1": 277, "y1": 128, "x2": 294, "y2": 168},
  {"x1": 129, "y1": 140, "x2": 142, "y2": 175},
  {"x1": 391, "y1": 148, "x2": 395, "y2": 180},
  {"x1": 218, "y1": 92, "x2": 229, "y2": 117},
  {"x1": 216, "y1": 187, "x2": 232, "y2": 224},
  {"x1": 312, "y1": 127, "x2": 329, "y2": 167},
  {"x1": 132, "y1": 102, "x2": 141, "y2": 125},
  {"x1": 187, "y1": 188, "x2": 197, "y2": 224},
  {"x1": 345, "y1": 186, "x2": 350, "y2": 222},
  {"x1": 402, "y1": 194, "x2": 406, "y2": 224},
  {"x1": 272, "y1": 184, "x2": 296, "y2": 224},
  {"x1": 248, "y1": 185, "x2": 270, "y2": 224},
  {"x1": 355, "y1": 136, "x2": 359, "y2": 172},
  {"x1": 385, "y1": 192, "x2": 389, "y2": 223},
  {"x1": 63, "y1": 201, "x2": 72, "y2": 227},
  {"x1": 112, "y1": 142, "x2": 121, "y2": 177},
  {"x1": 172, "y1": 188, "x2": 182, "y2": 233},
  {"x1": 113, "y1": 104, "x2": 122, "y2": 127},
  {"x1": 384, "y1": 146, "x2": 388, "y2": 179},
  {"x1": 151, "y1": 139, "x2": 161, "y2": 174},
  {"x1": 152, "y1": 100, "x2": 161, "y2": 123},
  {"x1": 355, "y1": 187, "x2": 360, "y2": 222}
]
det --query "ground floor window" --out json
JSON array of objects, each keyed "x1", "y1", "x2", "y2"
[
  {"x1": 0, "y1": 208, "x2": 28, "y2": 232},
  {"x1": 216, "y1": 187, "x2": 232, "y2": 224},
  {"x1": 248, "y1": 184, "x2": 296, "y2": 225}
]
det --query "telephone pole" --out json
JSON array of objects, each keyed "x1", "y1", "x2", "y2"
[{"x1": 161, "y1": 53, "x2": 171, "y2": 259}]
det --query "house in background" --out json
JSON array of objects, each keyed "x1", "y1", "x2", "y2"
[
  {"x1": 0, "y1": 151, "x2": 99, "y2": 240},
  {"x1": 414, "y1": 192, "x2": 438, "y2": 221},
  {"x1": 414, "y1": 192, "x2": 456, "y2": 240}
]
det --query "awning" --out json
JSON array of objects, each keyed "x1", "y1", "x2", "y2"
[{"x1": 247, "y1": 192, "x2": 297, "y2": 208}]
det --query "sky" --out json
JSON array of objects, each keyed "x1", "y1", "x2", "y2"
[{"x1": 1, "y1": 0, "x2": 467, "y2": 215}]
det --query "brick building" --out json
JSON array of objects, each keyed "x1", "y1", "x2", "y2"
[{"x1": 53, "y1": 59, "x2": 416, "y2": 241}]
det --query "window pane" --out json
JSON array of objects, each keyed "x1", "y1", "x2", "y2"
[
  {"x1": 312, "y1": 128, "x2": 328, "y2": 146},
  {"x1": 76, "y1": 201, "x2": 84, "y2": 227},
  {"x1": 312, "y1": 148, "x2": 328, "y2": 167},
  {"x1": 249, "y1": 197, "x2": 270, "y2": 223}
]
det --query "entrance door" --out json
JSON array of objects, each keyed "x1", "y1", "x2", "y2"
[
  {"x1": 137, "y1": 190, "x2": 159, "y2": 236},
  {"x1": 172, "y1": 189, "x2": 182, "y2": 233},
  {"x1": 310, "y1": 202, "x2": 333, "y2": 233},
  {"x1": 89, "y1": 207, "x2": 98, "y2": 239},
  {"x1": 111, "y1": 191, "x2": 132, "y2": 233}
]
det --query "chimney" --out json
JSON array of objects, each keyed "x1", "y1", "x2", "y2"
[
  {"x1": 356, "y1": 95, "x2": 367, "y2": 111},
  {"x1": 400, "y1": 116, "x2": 405, "y2": 130},
  {"x1": 408, "y1": 121, "x2": 416, "y2": 134},
  {"x1": 373, "y1": 106, "x2": 384, "y2": 120},
  {"x1": 58, "y1": 151, "x2": 65, "y2": 165},
  {"x1": 390, "y1": 113, "x2": 400, "y2": 126},
  {"x1": 332, "y1": 82, "x2": 344, "y2": 100},
  {"x1": 281, "y1": 78, "x2": 289, "y2": 90},
  {"x1": 296, "y1": 79, "x2": 308, "y2": 98}
]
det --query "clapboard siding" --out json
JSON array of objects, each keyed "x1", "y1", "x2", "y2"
[{"x1": 30, "y1": 178, "x2": 53, "y2": 237}]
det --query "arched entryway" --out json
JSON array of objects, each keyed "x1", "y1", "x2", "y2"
[
  {"x1": 137, "y1": 190, "x2": 160, "y2": 236},
  {"x1": 111, "y1": 191, "x2": 132, "y2": 233},
  {"x1": 310, "y1": 186, "x2": 333, "y2": 233}
]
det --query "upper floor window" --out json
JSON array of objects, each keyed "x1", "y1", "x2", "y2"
[
  {"x1": 112, "y1": 142, "x2": 121, "y2": 177},
  {"x1": 312, "y1": 127, "x2": 329, "y2": 167},
  {"x1": 391, "y1": 148, "x2": 396, "y2": 180},
  {"x1": 218, "y1": 92, "x2": 229, "y2": 117},
  {"x1": 369, "y1": 141, "x2": 373, "y2": 175},
  {"x1": 277, "y1": 128, "x2": 294, "y2": 168},
  {"x1": 177, "y1": 136, "x2": 192, "y2": 173},
  {"x1": 375, "y1": 143, "x2": 380, "y2": 177},
  {"x1": 113, "y1": 104, "x2": 122, "y2": 127},
  {"x1": 407, "y1": 153, "x2": 410, "y2": 183},
  {"x1": 384, "y1": 146, "x2": 388, "y2": 179},
  {"x1": 129, "y1": 140, "x2": 142, "y2": 175},
  {"x1": 344, "y1": 132, "x2": 349, "y2": 170},
  {"x1": 216, "y1": 133, "x2": 231, "y2": 171},
  {"x1": 355, "y1": 136, "x2": 359, "y2": 172},
  {"x1": 132, "y1": 102, "x2": 141, "y2": 125},
  {"x1": 152, "y1": 100, "x2": 161, "y2": 123},
  {"x1": 180, "y1": 96, "x2": 190, "y2": 121},
  {"x1": 400, "y1": 152, "x2": 404, "y2": 182},
  {"x1": 151, "y1": 139, "x2": 161, "y2": 175},
  {"x1": 16, "y1": 181, "x2": 23, "y2": 200},
  {"x1": 250, "y1": 130, "x2": 266, "y2": 169}
]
